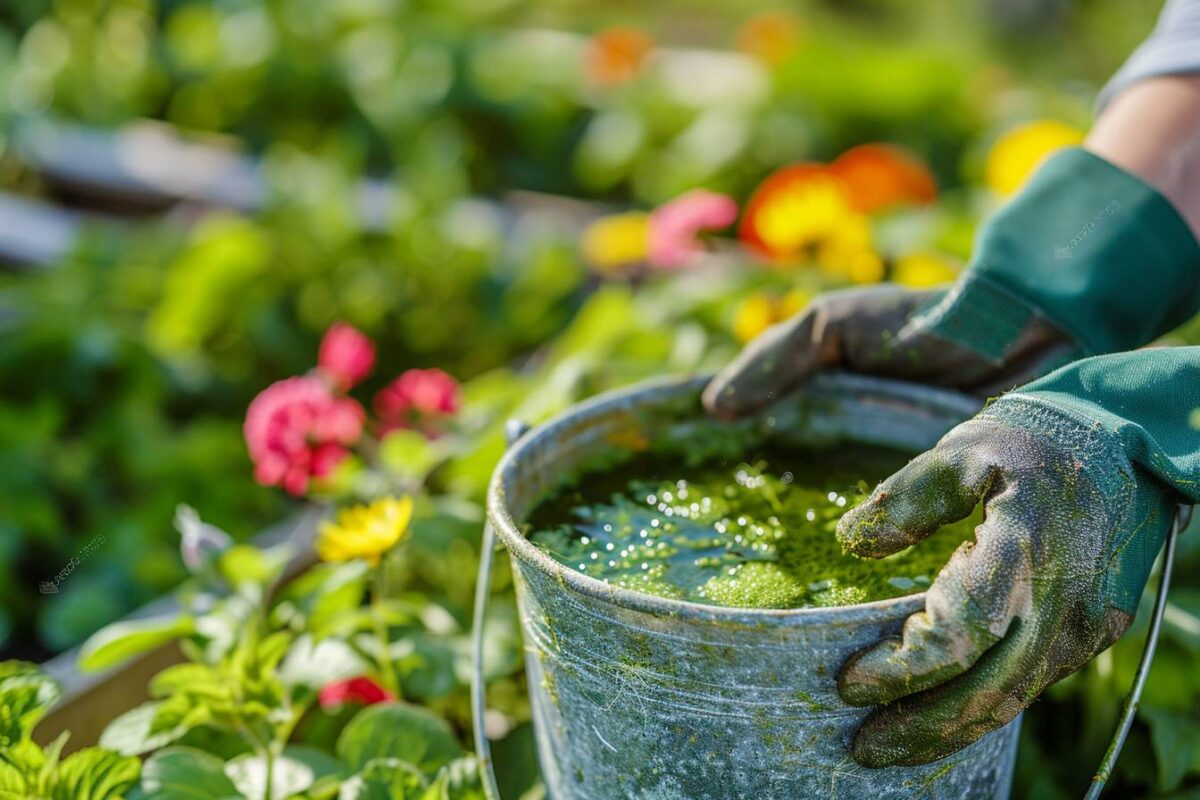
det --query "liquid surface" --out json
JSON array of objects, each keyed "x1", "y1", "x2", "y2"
[{"x1": 525, "y1": 445, "x2": 977, "y2": 609}]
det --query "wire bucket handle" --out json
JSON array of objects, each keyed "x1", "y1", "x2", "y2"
[
  {"x1": 470, "y1": 416, "x2": 1191, "y2": 800},
  {"x1": 472, "y1": 419, "x2": 530, "y2": 800}
]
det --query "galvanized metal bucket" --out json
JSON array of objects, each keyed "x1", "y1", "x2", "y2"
[{"x1": 476, "y1": 373, "x2": 1022, "y2": 799}]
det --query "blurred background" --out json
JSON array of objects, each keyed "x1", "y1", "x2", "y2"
[{"x1": 2, "y1": 0, "x2": 1199, "y2": 796}]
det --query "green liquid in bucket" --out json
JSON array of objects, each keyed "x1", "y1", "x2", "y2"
[{"x1": 525, "y1": 444, "x2": 976, "y2": 609}]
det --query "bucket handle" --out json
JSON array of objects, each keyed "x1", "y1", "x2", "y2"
[
  {"x1": 1084, "y1": 504, "x2": 1190, "y2": 799},
  {"x1": 470, "y1": 418, "x2": 1188, "y2": 800},
  {"x1": 472, "y1": 419, "x2": 530, "y2": 800}
]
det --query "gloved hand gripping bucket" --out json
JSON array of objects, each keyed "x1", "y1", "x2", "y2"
[{"x1": 473, "y1": 374, "x2": 1022, "y2": 799}]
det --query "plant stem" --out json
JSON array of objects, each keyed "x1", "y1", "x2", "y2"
[
  {"x1": 372, "y1": 567, "x2": 401, "y2": 699},
  {"x1": 263, "y1": 741, "x2": 275, "y2": 800}
]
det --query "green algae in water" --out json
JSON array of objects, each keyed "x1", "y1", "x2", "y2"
[{"x1": 524, "y1": 444, "x2": 978, "y2": 609}]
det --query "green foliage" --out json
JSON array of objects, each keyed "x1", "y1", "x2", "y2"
[
  {"x1": 137, "y1": 747, "x2": 241, "y2": 800},
  {"x1": 0, "y1": 662, "x2": 139, "y2": 799},
  {"x1": 337, "y1": 704, "x2": 462, "y2": 775},
  {"x1": 77, "y1": 614, "x2": 195, "y2": 673}
]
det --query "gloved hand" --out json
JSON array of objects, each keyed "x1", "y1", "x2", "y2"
[
  {"x1": 835, "y1": 348, "x2": 1200, "y2": 767},
  {"x1": 704, "y1": 148, "x2": 1200, "y2": 418}
]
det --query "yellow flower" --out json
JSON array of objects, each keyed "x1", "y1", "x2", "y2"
[
  {"x1": 581, "y1": 212, "x2": 650, "y2": 274},
  {"x1": 893, "y1": 251, "x2": 961, "y2": 287},
  {"x1": 317, "y1": 496, "x2": 414, "y2": 566},
  {"x1": 739, "y1": 164, "x2": 883, "y2": 282},
  {"x1": 732, "y1": 289, "x2": 811, "y2": 343},
  {"x1": 985, "y1": 120, "x2": 1083, "y2": 196},
  {"x1": 751, "y1": 170, "x2": 859, "y2": 257}
]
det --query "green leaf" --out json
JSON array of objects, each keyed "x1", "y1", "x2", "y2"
[
  {"x1": 99, "y1": 701, "x2": 203, "y2": 757},
  {"x1": 149, "y1": 664, "x2": 228, "y2": 703},
  {"x1": 1143, "y1": 707, "x2": 1200, "y2": 790},
  {"x1": 421, "y1": 757, "x2": 485, "y2": 800},
  {"x1": 50, "y1": 747, "x2": 140, "y2": 800},
  {"x1": 279, "y1": 636, "x2": 367, "y2": 690},
  {"x1": 0, "y1": 760, "x2": 28, "y2": 800},
  {"x1": 78, "y1": 615, "x2": 195, "y2": 673},
  {"x1": 223, "y1": 746, "x2": 339, "y2": 800},
  {"x1": 277, "y1": 561, "x2": 369, "y2": 637},
  {"x1": 2, "y1": 740, "x2": 46, "y2": 779},
  {"x1": 138, "y1": 747, "x2": 241, "y2": 800},
  {"x1": 0, "y1": 664, "x2": 61, "y2": 745},
  {"x1": 379, "y1": 430, "x2": 441, "y2": 482},
  {"x1": 392, "y1": 635, "x2": 458, "y2": 702},
  {"x1": 336, "y1": 703, "x2": 462, "y2": 775},
  {"x1": 217, "y1": 544, "x2": 287, "y2": 590},
  {"x1": 338, "y1": 758, "x2": 426, "y2": 800}
]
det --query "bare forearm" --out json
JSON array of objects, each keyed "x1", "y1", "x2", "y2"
[{"x1": 1087, "y1": 75, "x2": 1200, "y2": 239}]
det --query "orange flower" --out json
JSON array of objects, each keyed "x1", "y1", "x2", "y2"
[
  {"x1": 585, "y1": 27, "x2": 655, "y2": 86},
  {"x1": 829, "y1": 144, "x2": 937, "y2": 213},
  {"x1": 736, "y1": 11, "x2": 803, "y2": 67},
  {"x1": 738, "y1": 163, "x2": 882, "y2": 282},
  {"x1": 732, "y1": 289, "x2": 810, "y2": 343}
]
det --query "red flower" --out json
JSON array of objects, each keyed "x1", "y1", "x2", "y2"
[
  {"x1": 318, "y1": 322, "x2": 376, "y2": 390},
  {"x1": 244, "y1": 376, "x2": 365, "y2": 496},
  {"x1": 647, "y1": 190, "x2": 739, "y2": 270},
  {"x1": 318, "y1": 676, "x2": 394, "y2": 709},
  {"x1": 374, "y1": 368, "x2": 461, "y2": 436}
]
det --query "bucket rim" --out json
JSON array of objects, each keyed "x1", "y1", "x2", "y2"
[{"x1": 486, "y1": 372, "x2": 980, "y2": 625}]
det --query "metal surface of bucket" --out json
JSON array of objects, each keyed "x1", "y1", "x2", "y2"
[{"x1": 486, "y1": 373, "x2": 1021, "y2": 799}]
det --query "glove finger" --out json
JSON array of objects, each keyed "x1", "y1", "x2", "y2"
[
  {"x1": 702, "y1": 303, "x2": 830, "y2": 420},
  {"x1": 837, "y1": 519, "x2": 1030, "y2": 707},
  {"x1": 849, "y1": 602, "x2": 1134, "y2": 768},
  {"x1": 702, "y1": 285, "x2": 935, "y2": 419},
  {"x1": 836, "y1": 437, "x2": 993, "y2": 559},
  {"x1": 848, "y1": 621, "x2": 1034, "y2": 768}
]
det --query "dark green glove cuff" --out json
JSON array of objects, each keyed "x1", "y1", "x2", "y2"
[
  {"x1": 989, "y1": 347, "x2": 1200, "y2": 612},
  {"x1": 926, "y1": 148, "x2": 1200, "y2": 359},
  {"x1": 1011, "y1": 346, "x2": 1200, "y2": 505}
]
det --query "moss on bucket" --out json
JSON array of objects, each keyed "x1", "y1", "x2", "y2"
[{"x1": 524, "y1": 444, "x2": 977, "y2": 609}]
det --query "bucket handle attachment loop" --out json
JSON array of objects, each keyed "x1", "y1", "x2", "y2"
[{"x1": 472, "y1": 419, "x2": 529, "y2": 800}]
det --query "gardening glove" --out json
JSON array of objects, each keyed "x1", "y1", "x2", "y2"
[
  {"x1": 835, "y1": 347, "x2": 1200, "y2": 768},
  {"x1": 704, "y1": 148, "x2": 1200, "y2": 417}
]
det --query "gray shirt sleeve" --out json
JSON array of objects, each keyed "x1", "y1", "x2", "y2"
[{"x1": 1098, "y1": 0, "x2": 1200, "y2": 109}]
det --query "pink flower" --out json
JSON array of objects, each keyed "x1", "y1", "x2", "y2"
[
  {"x1": 318, "y1": 676, "x2": 394, "y2": 709},
  {"x1": 647, "y1": 190, "x2": 738, "y2": 269},
  {"x1": 244, "y1": 375, "x2": 365, "y2": 496},
  {"x1": 374, "y1": 368, "x2": 461, "y2": 436},
  {"x1": 318, "y1": 322, "x2": 376, "y2": 390}
]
